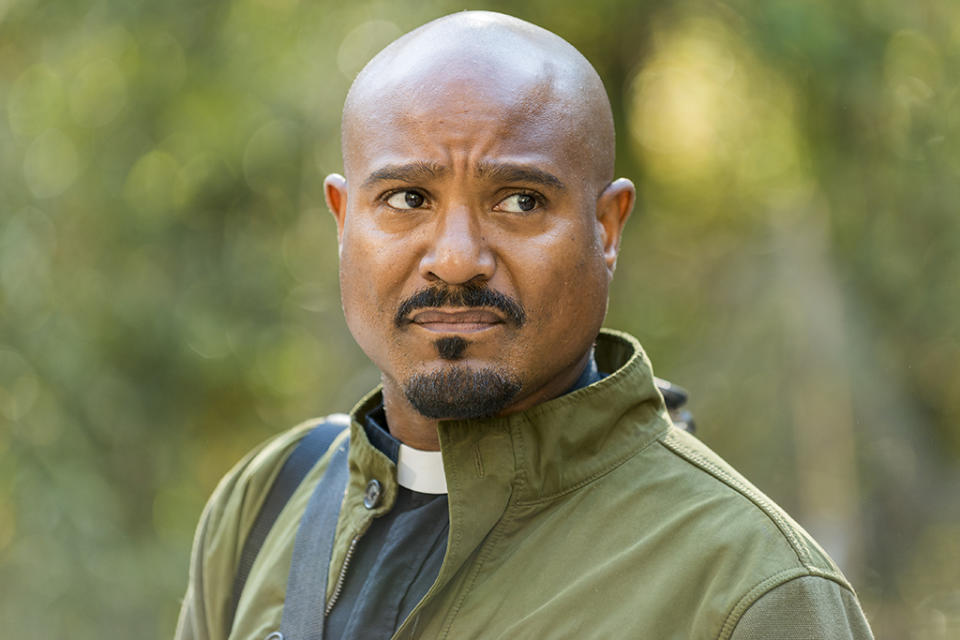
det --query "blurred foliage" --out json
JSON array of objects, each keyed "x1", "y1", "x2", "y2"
[{"x1": 0, "y1": 0, "x2": 958, "y2": 637}]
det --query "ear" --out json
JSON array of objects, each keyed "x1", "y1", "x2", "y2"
[
  {"x1": 324, "y1": 173, "x2": 348, "y2": 243},
  {"x1": 596, "y1": 178, "x2": 635, "y2": 275}
]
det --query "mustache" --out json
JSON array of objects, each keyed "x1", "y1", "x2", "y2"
[{"x1": 394, "y1": 283, "x2": 527, "y2": 328}]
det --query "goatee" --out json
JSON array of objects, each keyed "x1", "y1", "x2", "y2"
[{"x1": 403, "y1": 366, "x2": 522, "y2": 420}]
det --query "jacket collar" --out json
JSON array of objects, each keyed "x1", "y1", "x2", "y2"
[
  {"x1": 346, "y1": 329, "x2": 670, "y2": 504},
  {"x1": 348, "y1": 329, "x2": 671, "y2": 501}
]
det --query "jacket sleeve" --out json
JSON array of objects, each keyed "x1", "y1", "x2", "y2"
[
  {"x1": 174, "y1": 555, "x2": 204, "y2": 640},
  {"x1": 173, "y1": 434, "x2": 289, "y2": 640},
  {"x1": 174, "y1": 452, "x2": 251, "y2": 640},
  {"x1": 727, "y1": 575, "x2": 874, "y2": 640}
]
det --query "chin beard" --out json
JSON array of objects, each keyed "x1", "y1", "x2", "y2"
[{"x1": 403, "y1": 366, "x2": 522, "y2": 420}]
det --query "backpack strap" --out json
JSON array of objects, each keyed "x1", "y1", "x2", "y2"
[
  {"x1": 277, "y1": 434, "x2": 351, "y2": 639},
  {"x1": 229, "y1": 414, "x2": 351, "y2": 628},
  {"x1": 654, "y1": 377, "x2": 696, "y2": 433}
]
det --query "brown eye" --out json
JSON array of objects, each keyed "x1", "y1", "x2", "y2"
[
  {"x1": 496, "y1": 193, "x2": 539, "y2": 213},
  {"x1": 386, "y1": 190, "x2": 425, "y2": 209}
]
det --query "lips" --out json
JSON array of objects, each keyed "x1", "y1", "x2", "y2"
[
  {"x1": 393, "y1": 284, "x2": 527, "y2": 328},
  {"x1": 410, "y1": 309, "x2": 504, "y2": 333}
]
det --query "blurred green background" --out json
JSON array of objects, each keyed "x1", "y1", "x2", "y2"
[{"x1": 1, "y1": 0, "x2": 958, "y2": 637}]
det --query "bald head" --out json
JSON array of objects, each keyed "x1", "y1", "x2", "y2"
[{"x1": 341, "y1": 11, "x2": 616, "y2": 189}]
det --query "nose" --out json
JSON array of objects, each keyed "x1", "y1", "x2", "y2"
[{"x1": 418, "y1": 206, "x2": 495, "y2": 285}]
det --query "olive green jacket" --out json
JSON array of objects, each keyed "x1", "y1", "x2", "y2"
[{"x1": 176, "y1": 329, "x2": 873, "y2": 639}]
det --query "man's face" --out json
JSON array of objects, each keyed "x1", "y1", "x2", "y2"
[{"x1": 327, "y1": 67, "x2": 630, "y2": 420}]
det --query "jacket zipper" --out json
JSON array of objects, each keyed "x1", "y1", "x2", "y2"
[{"x1": 325, "y1": 535, "x2": 360, "y2": 616}]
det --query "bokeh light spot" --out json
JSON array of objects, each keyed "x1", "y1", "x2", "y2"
[
  {"x1": 884, "y1": 29, "x2": 942, "y2": 105},
  {"x1": 626, "y1": 11, "x2": 805, "y2": 213},
  {"x1": 23, "y1": 128, "x2": 80, "y2": 198},
  {"x1": 0, "y1": 348, "x2": 39, "y2": 422},
  {"x1": 336, "y1": 20, "x2": 401, "y2": 80},
  {"x1": 7, "y1": 64, "x2": 65, "y2": 137},
  {"x1": 69, "y1": 58, "x2": 128, "y2": 128},
  {"x1": 0, "y1": 207, "x2": 57, "y2": 316},
  {"x1": 123, "y1": 150, "x2": 186, "y2": 218},
  {"x1": 242, "y1": 119, "x2": 299, "y2": 194},
  {"x1": 628, "y1": 17, "x2": 745, "y2": 182}
]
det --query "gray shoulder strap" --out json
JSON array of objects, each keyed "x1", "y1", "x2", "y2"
[{"x1": 277, "y1": 436, "x2": 351, "y2": 640}]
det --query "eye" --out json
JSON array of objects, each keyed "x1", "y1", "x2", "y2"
[
  {"x1": 385, "y1": 190, "x2": 426, "y2": 210},
  {"x1": 494, "y1": 193, "x2": 540, "y2": 214}
]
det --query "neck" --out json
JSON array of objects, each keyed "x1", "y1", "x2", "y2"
[{"x1": 381, "y1": 380, "x2": 443, "y2": 450}]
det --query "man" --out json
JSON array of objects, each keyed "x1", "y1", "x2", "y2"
[{"x1": 177, "y1": 11, "x2": 874, "y2": 640}]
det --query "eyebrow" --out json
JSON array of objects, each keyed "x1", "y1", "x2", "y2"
[
  {"x1": 475, "y1": 161, "x2": 566, "y2": 190},
  {"x1": 360, "y1": 160, "x2": 566, "y2": 191},
  {"x1": 361, "y1": 162, "x2": 446, "y2": 188}
]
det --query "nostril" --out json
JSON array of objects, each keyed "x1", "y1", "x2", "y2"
[{"x1": 419, "y1": 229, "x2": 496, "y2": 285}]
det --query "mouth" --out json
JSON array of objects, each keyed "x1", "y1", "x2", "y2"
[{"x1": 409, "y1": 309, "x2": 505, "y2": 333}]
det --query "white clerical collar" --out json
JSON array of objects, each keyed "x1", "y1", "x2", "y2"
[{"x1": 397, "y1": 443, "x2": 447, "y2": 494}]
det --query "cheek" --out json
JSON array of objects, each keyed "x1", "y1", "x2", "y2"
[
  {"x1": 339, "y1": 231, "x2": 390, "y2": 327},
  {"x1": 518, "y1": 222, "x2": 606, "y2": 302},
  {"x1": 338, "y1": 235, "x2": 402, "y2": 368},
  {"x1": 339, "y1": 221, "x2": 408, "y2": 297}
]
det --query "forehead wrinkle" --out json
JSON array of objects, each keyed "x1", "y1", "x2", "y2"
[
  {"x1": 474, "y1": 161, "x2": 565, "y2": 190},
  {"x1": 361, "y1": 161, "x2": 446, "y2": 189}
]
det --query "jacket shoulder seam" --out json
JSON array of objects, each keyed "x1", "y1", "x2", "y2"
[
  {"x1": 660, "y1": 429, "x2": 833, "y2": 573},
  {"x1": 716, "y1": 571, "x2": 861, "y2": 640}
]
